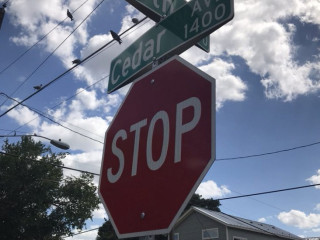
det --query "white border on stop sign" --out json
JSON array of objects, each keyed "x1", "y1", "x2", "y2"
[{"x1": 99, "y1": 55, "x2": 216, "y2": 238}]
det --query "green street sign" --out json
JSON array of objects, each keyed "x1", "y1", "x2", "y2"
[
  {"x1": 126, "y1": 0, "x2": 210, "y2": 52},
  {"x1": 108, "y1": 0, "x2": 234, "y2": 93}
]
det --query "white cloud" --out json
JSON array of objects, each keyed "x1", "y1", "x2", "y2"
[
  {"x1": 63, "y1": 150, "x2": 102, "y2": 178},
  {"x1": 196, "y1": 180, "x2": 231, "y2": 199},
  {"x1": 258, "y1": 217, "x2": 267, "y2": 223},
  {"x1": 92, "y1": 204, "x2": 108, "y2": 220},
  {"x1": 8, "y1": 0, "x2": 100, "y2": 71},
  {"x1": 200, "y1": 58, "x2": 247, "y2": 109},
  {"x1": 315, "y1": 204, "x2": 320, "y2": 212},
  {"x1": 6, "y1": 0, "x2": 320, "y2": 106},
  {"x1": 65, "y1": 226, "x2": 99, "y2": 240},
  {"x1": 69, "y1": 88, "x2": 106, "y2": 111},
  {"x1": 4, "y1": 104, "x2": 41, "y2": 129},
  {"x1": 278, "y1": 210, "x2": 320, "y2": 229},
  {"x1": 37, "y1": 115, "x2": 106, "y2": 152},
  {"x1": 206, "y1": 0, "x2": 320, "y2": 101},
  {"x1": 307, "y1": 170, "x2": 320, "y2": 189}
]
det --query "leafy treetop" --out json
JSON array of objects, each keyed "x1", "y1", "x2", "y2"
[{"x1": 0, "y1": 136, "x2": 100, "y2": 240}]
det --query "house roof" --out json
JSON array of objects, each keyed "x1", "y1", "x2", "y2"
[{"x1": 178, "y1": 207, "x2": 302, "y2": 240}]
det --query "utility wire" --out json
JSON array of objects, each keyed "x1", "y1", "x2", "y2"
[
  {"x1": 1, "y1": 144, "x2": 320, "y2": 240},
  {"x1": 0, "y1": 16, "x2": 148, "y2": 119},
  {"x1": 62, "y1": 183, "x2": 320, "y2": 238},
  {"x1": 0, "y1": 73, "x2": 107, "y2": 140},
  {"x1": 63, "y1": 227, "x2": 99, "y2": 239},
  {"x1": 4, "y1": 79, "x2": 320, "y2": 158},
  {"x1": 215, "y1": 141, "x2": 320, "y2": 161},
  {"x1": 0, "y1": 18, "x2": 153, "y2": 138},
  {"x1": 0, "y1": 16, "x2": 150, "y2": 136},
  {"x1": 0, "y1": 18, "x2": 152, "y2": 136},
  {"x1": 0, "y1": 18, "x2": 151, "y2": 141},
  {"x1": 2, "y1": 149, "x2": 320, "y2": 197},
  {"x1": 216, "y1": 183, "x2": 320, "y2": 201},
  {"x1": 4, "y1": 8, "x2": 318, "y2": 161},
  {"x1": 0, "y1": 128, "x2": 27, "y2": 134},
  {"x1": 0, "y1": 0, "x2": 90, "y2": 76},
  {"x1": 0, "y1": 151, "x2": 100, "y2": 176},
  {"x1": 0, "y1": 92, "x2": 104, "y2": 143},
  {"x1": 0, "y1": 0, "x2": 105, "y2": 109}
]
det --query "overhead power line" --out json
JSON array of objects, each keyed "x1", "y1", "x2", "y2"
[
  {"x1": 0, "y1": 151, "x2": 100, "y2": 176},
  {"x1": 0, "y1": 92, "x2": 104, "y2": 144},
  {"x1": 215, "y1": 140, "x2": 320, "y2": 161},
  {"x1": 0, "y1": 73, "x2": 107, "y2": 141},
  {"x1": 0, "y1": 16, "x2": 148, "y2": 119},
  {"x1": 0, "y1": 0, "x2": 105, "y2": 108},
  {"x1": 64, "y1": 183, "x2": 320, "y2": 238},
  {"x1": 63, "y1": 227, "x2": 99, "y2": 239},
  {"x1": 2, "y1": 149, "x2": 319, "y2": 198},
  {"x1": 1, "y1": 18, "x2": 152, "y2": 140},
  {"x1": 216, "y1": 183, "x2": 320, "y2": 201},
  {"x1": 0, "y1": 15, "x2": 151, "y2": 140},
  {"x1": 0, "y1": 0, "x2": 90, "y2": 76}
]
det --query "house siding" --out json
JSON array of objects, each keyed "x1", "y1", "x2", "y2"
[
  {"x1": 227, "y1": 227, "x2": 289, "y2": 240},
  {"x1": 172, "y1": 212, "x2": 227, "y2": 240}
]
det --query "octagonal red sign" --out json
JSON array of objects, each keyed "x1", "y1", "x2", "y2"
[{"x1": 99, "y1": 56, "x2": 215, "y2": 238}]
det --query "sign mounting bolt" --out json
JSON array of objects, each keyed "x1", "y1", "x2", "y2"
[{"x1": 140, "y1": 212, "x2": 145, "y2": 219}]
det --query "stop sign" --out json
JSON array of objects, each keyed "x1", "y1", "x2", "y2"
[{"x1": 99, "y1": 56, "x2": 215, "y2": 238}]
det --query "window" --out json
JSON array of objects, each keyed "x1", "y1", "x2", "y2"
[
  {"x1": 233, "y1": 237, "x2": 247, "y2": 240},
  {"x1": 202, "y1": 228, "x2": 219, "y2": 239},
  {"x1": 173, "y1": 233, "x2": 179, "y2": 240}
]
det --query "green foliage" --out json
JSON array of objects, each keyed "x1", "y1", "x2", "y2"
[
  {"x1": 96, "y1": 219, "x2": 124, "y2": 240},
  {"x1": 184, "y1": 193, "x2": 221, "y2": 213},
  {"x1": 96, "y1": 194, "x2": 220, "y2": 240},
  {"x1": 0, "y1": 136, "x2": 100, "y2": 240}
]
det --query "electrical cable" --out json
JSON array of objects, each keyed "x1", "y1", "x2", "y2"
[
  {"x1": 0, "y1": 150, "x2": 100, "y2": 176},
  {"x1": 0, "y1": 0, "x2": 90, "y2": 76},
  {"x1": 1, "y1": 73, "x2": 108, "y2": 140},
  {"x1": 215, "y1": 141, "x2": 320, "y2": 161},
  {"x1": 0, "y1": 18, "x2": 153, "y2": 138},
  {"x1": 0, "y1": 16, "x2": 148, "y2": 119},
  {"x1": 0, "y1": 128, "x2": 28, "y2": 134},
  {"x1": 216, "y1": 183, "x2": 320, "y2": 201},
  {"x1": 2, "y1": 5, "x2": 319, "y2": 163},
  {"x1": 0, "y1": 0, "x2": 106, "y2": 109},
  {"x1": 63, "y1": 182, "x2": 320, "y2": 238},
  {"x1": 1, "y1": 146, "x2": 320, "y2": 238},
  {"x1": 0, "y1": 16, "x2": 150, "y2": 137},
  {"x1": 83, "y1": 16, "x2": 151, "y2": 63},
  {"x1": 4, "y1": 78, "x2": 320, "y2": 158},
  {"x1": 0, "y1": 16, "x2": 151, "y2": 133},
  {"x1": 0, "y1": 92, "x2": 104, "y2": 143},
  {"x1": 62, "y1": 227, "x2": 100, "y2": 238},
  {"x1": 3, "y1": 149, "x2": 320, "y2": 198}
]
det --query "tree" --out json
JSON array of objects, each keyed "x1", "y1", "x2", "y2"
[
  {"x1": 96, "y1": 194, "x2": 220, "y2": 240},
  {"x1": 184, "y1": 193, "x2": 221, "y2": 213},
  {"x1": 0, "y1": 136, "x2": 100, "y2": 240}
]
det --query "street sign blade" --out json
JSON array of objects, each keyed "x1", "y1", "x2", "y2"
[
  {"x1": 108, "y1": 0, "x2": 234, "y2": 93},
  {"x1": 125, "y1": 0, "x2": 176, "y2": 22},
  {"x1": 125, "y1": 0, "x2": 210, "y2": 52}
]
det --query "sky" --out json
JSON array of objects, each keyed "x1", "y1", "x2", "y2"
[{"x1": 0, "y1": 0, "x2": 320, "y2": 239}]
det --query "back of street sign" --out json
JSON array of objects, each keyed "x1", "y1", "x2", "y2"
[
  {"x1": 108, "y1": 0, "x2": 234, "y2": 93},
  {"x1": 125, "y1": 0, "x2": 210, "y2": 52}
]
